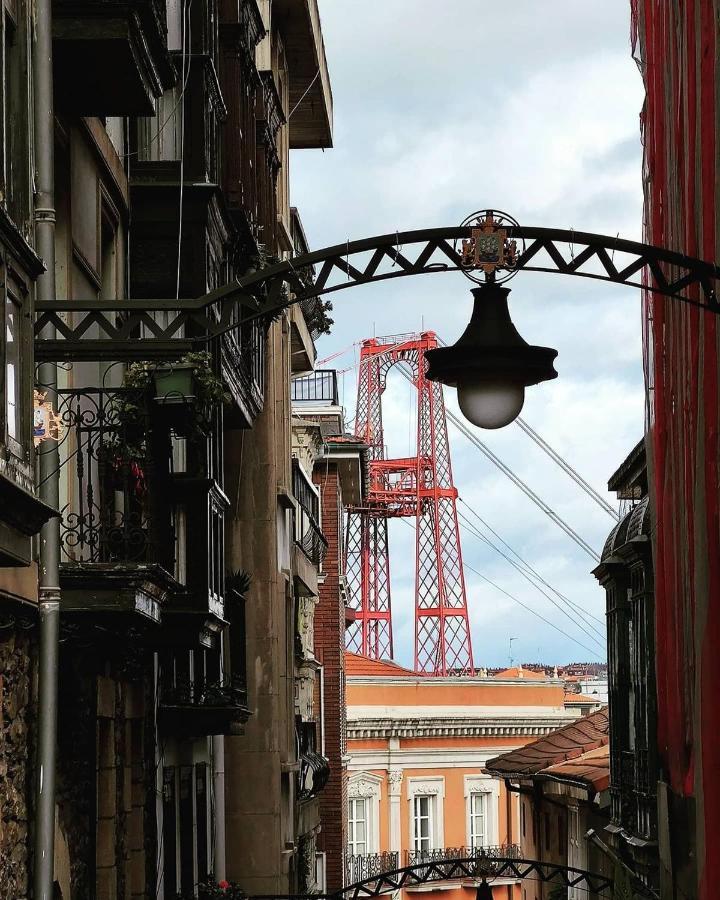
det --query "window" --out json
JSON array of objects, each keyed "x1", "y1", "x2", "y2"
[
  {"x1": 348, "y1": 798, "x2": 368, "y2": 855},
  {"x1": 347, "y1": 775, "x2": 382, "y2": 857},
  {"x1": 464, "y1": 776, "x2": 498, "y2": 848},
  {"x1": 5, "y1": 290, "x2": 19, "y2": 446},
  {"x1": 469, "y1": 792, "x2": 488, "y2": 849},
  {"x1": 413, "y1": 795, "x2": 434, "y2": 852}
]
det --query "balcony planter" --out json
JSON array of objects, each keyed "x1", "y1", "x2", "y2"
[
  {"x1": 152, "y1": 363, "x2": 197, "y2": 405},
  {"x1": 124, "y1": 352, "x2": 230, "y2": 438}
]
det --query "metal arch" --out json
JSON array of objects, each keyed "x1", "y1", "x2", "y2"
[
  {"x1": 327, "y1": 854, "x2": 654, "y2": 900},
  {"x1": 34, "y1": 225, "x2": 720, "y2": 361}
]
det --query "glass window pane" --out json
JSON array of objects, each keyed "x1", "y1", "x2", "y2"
[{"x1": 5, "y1": 296, "x2": 19, "y2": 440}]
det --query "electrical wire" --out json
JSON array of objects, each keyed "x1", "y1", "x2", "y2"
[{"x1": 288, "y1": 69, "x2": 320, "y2": 120}]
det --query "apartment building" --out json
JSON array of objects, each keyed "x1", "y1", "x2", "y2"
[
  {"x1": 0, "y1": 1, "x2": 335, "y2": 897},
  {"x1": 344, "y1": 657, "x2": 584, "y2": 900}
]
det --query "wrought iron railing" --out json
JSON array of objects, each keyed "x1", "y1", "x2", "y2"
[
  {"x1": 160, "y1": 675, "x2": 248, "y2": 710},
  {"x1": 345, "y1": 852, "x2": 400, "y2": 885},
  {"x1": 57, "y1": 387, "x2": 167, "y2": 565},
  {"x1": 405, "y1": 845, "x2": 521, "y2": 867},
  {"x1": 291, "y1": 369, "x2": 339, "y2": 405}
]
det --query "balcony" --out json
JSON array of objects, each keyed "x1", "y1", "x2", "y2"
[
  {"x1": 291, "y1": 370, "x2": 339, "y2": 407},
  {"x1": 404, "y1": 845, "x2": 521, "y2": 867},
  {"x1": 220, "y1": 315, "x2": 266, "y2": 427},
  {"x1": 52, "y1": 0, "x2": 175, "y2": 115},
  {"x1": 345, "y1": 852, "x2": 400, "y2": 885},
  {"x1": 292, "y1": 460, "x2": 327, "y2": 568},
  {"x1": 57, "y1": 387, "x2": 178, "y2": 628},
  {"x1": 297, "y1": 721, "x2": 330, "y2": 802},
  {"x1": 159, "y1": 649, "x2": 250, "y2": 737},
  {"x1": 272, "y1": 0, "x2": 333, "y2": 148}
]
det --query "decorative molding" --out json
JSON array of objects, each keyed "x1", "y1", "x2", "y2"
[
  {"x1": 347, "y1": 715, "x2": 577, "y2": 740},
  {"x1": 387, "y1": 768, "x2": 403, "y2": 797},
  {"x1": 407, "y1": 778, "x2": 445, "y2": 798},
  {"x1": 348, "y1": 772, "x2": 382, "y2": 799}
]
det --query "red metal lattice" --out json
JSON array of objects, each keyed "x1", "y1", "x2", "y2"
[{"x1": 345, "y1": 333, "x2": 474, "y2": 675}]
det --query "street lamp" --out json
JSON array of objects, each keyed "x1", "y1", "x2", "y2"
[
  {"x1": 424, "y1": 282, "x2": 558, "y2": 428},
  {"x1": 425, "y1": 210, "x2": 558, "y2": 430}
]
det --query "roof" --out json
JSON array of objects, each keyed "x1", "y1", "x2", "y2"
[
  {"x1": 607, "y1": 438, "x2": 647, "y2": 496},
  {"x1": 493, "y1": 666, "x2": 547, "y2": 681},
  {"x1": 485, "y1": 707, "x2": 609, "y2": 777},
  {"x1": 564, "y1": 692, "x2": 603, "y2": 704},
  {"x1": 538, "y1": 743, "x2": 610, "y2": 792},
  {"x1": 345, "y1": 652, "x2": 416, "y2": 677}
]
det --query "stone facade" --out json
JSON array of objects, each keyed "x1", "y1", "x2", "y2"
[{"x1": 0, "y1": 628, "x2": 34, "y2": 900}]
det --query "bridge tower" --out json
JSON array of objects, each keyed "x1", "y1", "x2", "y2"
[{"x1": 345, "y1": 333, "x2": 474, "y2": 675}]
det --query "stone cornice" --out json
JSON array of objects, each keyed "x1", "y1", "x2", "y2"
[{"x1": 347, "y1": 716, "x2": 578, "y2": 740}]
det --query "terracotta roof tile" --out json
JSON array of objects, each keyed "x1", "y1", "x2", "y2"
[
  {"x1": 538, "y1": 744, "x2": 610, "y2": 792},
  {"x1": 345, "y1": 652, "x2": 416, "y2": 677},
  {"x1": 493, "y1": 666, "x2": 547, "y2": 680},
  {"x1": 485, "y1": 707, "x2": 609, "y2": 777}
]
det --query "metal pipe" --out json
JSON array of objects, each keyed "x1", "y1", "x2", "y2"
[
  {"x1": 32, "y1": 0, "x2": 59, "y2": 893},
  {"x1": 212, "y1": 735, "x2": 226, "y2": 881}
]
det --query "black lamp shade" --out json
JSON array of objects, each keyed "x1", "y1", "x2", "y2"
[
  {"x1": 424, "y1": 284, "x2": 558, "y2": 389},
  {"x1": 475, "y1": 878, "x2": 494, "y2": 900}
]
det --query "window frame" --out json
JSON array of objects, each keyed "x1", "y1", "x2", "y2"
[
  {"x1": 407, "y1": 777, "x2": 444, "y2": 853},
  {"x1": 347, "y1": 773, "x2": 382, "y2": 857},
  {"x1": 464, "y1": 775, "x2": 499, "y2": 849}
]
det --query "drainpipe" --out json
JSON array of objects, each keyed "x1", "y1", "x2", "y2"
[
  {"x1": 212, "y1": 735, "x2": 226, "y2": 881},
  {"x1": 32, "y1": 0, "x2": 59, "y2": 895}
]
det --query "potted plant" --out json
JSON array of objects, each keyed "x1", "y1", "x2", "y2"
[{"x1": 123, "y1": 352, "x2": 229, "y2": 438}]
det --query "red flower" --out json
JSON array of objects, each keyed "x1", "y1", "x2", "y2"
[{"x1": 218, "y1": 881, "x2": 230, "y2": 891}]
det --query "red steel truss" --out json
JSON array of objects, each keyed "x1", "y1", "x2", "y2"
[{"x1": 345, "y1": 333, "x2": 474, "y2": 675}]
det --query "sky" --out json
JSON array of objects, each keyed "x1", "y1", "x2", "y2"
[{"x1": 290, "y1": 0, "x2": 646, "y2": 669}]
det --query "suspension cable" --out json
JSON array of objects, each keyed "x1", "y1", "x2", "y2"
[
  {"x1": 458, "y1": 498, "x2": 605, "y2": 626},
  {"x1": 457, "y1": 511, "x2": 606, "y2": 648}
]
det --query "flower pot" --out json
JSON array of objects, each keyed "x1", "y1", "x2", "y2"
[{"x1": 153, "y1": 364, "x2": 197, "y2": 405}]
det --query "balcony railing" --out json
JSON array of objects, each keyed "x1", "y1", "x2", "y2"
[
  {"x1": 159, "y1": 673, "x2": 249, "y2": 737},
  {"x1": 405, "y1": 845, "x2": 521, "y2": 867},
  {"x1": 57, "y1": 387, "x2": 170, "y2": 567},
  {"x1": 291, "y1": 369, "x2": 339, "y2": 406},
  {"x1": 345, "y1": 852, "x2": 400, "y2": 885}
]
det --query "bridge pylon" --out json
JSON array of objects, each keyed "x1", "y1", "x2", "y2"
[{"x1": 345, "y1": 333, "x2": 474, "y2": 675}]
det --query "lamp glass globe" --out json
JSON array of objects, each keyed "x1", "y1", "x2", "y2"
[{"x1": 457, "y1": 378, "x2": 525, "y2": 429}]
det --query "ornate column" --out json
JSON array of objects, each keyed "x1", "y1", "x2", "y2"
[{"x1": 387, "y1": 769, "x2": 403, "y2": 858}]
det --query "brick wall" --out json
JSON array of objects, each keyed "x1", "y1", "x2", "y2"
[{"x1": 313, "y1": 463, "x2": 348, "y2": 890}]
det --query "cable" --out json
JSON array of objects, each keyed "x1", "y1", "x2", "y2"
[
  {"x1": 463, "y1": 560, "x2": 604, "y2": 661},
  {"x1": 514, "y1": 417, "x2": 620, "y2": 521},
  {"x1": 393, "y1": 362, "x2": 601, "y2": 561},
  {"x1": 458, "y1": 498, "x2": 606, "y2": 627},
  {"x1": 288, "y1": 69, "x2": 321, "y2": 120},
  {"x1": 457, "y1": 511, "x2": 606, "y2": 649},
  {"x1": 397, "y1": 517, "x2": 603, "y2": 660},
  {"x1": 434, "y1": 337, "x2": 618, "y2": 522}
]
